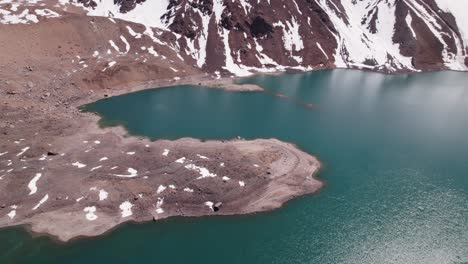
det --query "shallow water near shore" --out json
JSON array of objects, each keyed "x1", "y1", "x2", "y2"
[{"x1": 2, "y1": 70, "x2": 468, "y2": 264}]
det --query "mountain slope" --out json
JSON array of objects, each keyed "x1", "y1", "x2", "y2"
[{"x1": 1, "y1": 0, "x2": 467, "y2": 76}]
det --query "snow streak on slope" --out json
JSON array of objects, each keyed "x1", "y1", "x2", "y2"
[
  {"x1": 434, "y1": 0, "x2": 468, "y2": 47},
  {"x1": 77, "y1": 0, "x2": 171, "y2": 29},
  {"x1": 184, "y1": 8, "x2": 210, "y2": 68},
  {"x1": 274, "y1": 18, "x2": 304, "y2": 63},
  {"x1": 316, "y1": 0, "x2": 415, "y2": 71},
  {"x1": 404, "y1": 0, "x2": 467, "y2": 70}
]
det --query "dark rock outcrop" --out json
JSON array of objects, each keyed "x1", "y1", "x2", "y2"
[{"x1": 249, "y1": 16, "x2": 273, "y2": 38}]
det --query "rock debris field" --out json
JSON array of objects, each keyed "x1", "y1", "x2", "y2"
[{"x1": 0, "y1": 128, "x2": 321, "y2": 241}]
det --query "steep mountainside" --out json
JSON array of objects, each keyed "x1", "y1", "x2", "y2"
[
  {"x1": 1, "y1": 0, "x2": 467, "y2": 76},
  {"x1": 74, "y1": 0, "x2": 468, "y2": 75}
]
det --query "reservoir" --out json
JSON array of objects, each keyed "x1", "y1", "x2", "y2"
[{"x1": 1, "y1": 70, "x2": 468, "y2": 264}]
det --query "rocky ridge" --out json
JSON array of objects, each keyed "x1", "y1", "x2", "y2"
[{"x1": 71, "y1": 0, "x2": 468, "y2": 75}]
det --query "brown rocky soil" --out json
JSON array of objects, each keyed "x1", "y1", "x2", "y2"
[{"x1": 0, "y1": 12, "x2": 320, "y2": 242}]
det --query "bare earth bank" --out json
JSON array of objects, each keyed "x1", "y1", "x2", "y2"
[
  {"x1": 0, "y1": 15, "x2": 318, "y2": 242},
  {"x1": 0, "y1": 78, "x2": 320, "y2": 242}
]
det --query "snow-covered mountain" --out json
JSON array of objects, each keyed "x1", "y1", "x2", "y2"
[{"x1": 1, "y1": 0, "x2": 468, "y2": 76}]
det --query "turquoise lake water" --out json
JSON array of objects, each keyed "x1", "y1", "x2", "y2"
[{"x1": 1, "y1": 70, "x2": 468, "y2": 264}]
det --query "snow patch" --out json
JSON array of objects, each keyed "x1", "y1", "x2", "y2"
[
  {"x1": 183, "y1": 187, "x2": 194, "y2": 193},
  {"x1": 90, "y1": 166, "x2": 102, "y2": 172},
  {"x1": 16, "y1": 147, "x2": 30, "y2": 157},
  {"x1": 84, "y1": 206, "x2": 97, "y2": 221},
  {"x1": 32, "y1": 194, "x2": 49, "y2": 210},
  {"x1": 175, "y1": 157, "x2": 186, "y2": 164},
  {"x1": 99, "y1": 190, "x2": 108, "y2": 201},
  {"x1": 184, "y1": 164, "x2": 217, "y2": 179},
  {"x1": 119, "y1": 201, "x2": 133, "y2": 218},
  {"x1": 81, "y1": 0, "x2": 172, "y2": 29},
  {"x1": 112, "y1": 168, "x2": 138, "y2": 178},
  {"x1": 204, "y1": 201, "x2": 214, "y2": 211},
  {"x1": 127, "y1": 25, "x2": 142, "y2": 38},
  {"x1": 157, "y1": 185, "x2": 167, "y2": 194},
  {"x1": 155, "y1": 197, "x2": 164, "y2": 214},
  {"x1": 72, "y1": 162, "x2": 86, "y2": 168},
  {"x1": 196, "y1": 154, "x2": 209, "y2": 159},
  {"x1": 162, "y1": 149, "x2": 170, "y2": 156},
  {"x1": 7, "y1": 209, "x2": 16, "y2": 219},
  {"x1": 28, "y1": 173, "x2": 42, "y2": 195}
]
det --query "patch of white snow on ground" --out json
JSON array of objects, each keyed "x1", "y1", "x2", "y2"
[
  {"x1": 434, "y1": 0, "x2": 468, "y2": 46},
  {"x1": 119, "y1": 201, "x2": 133, "y2": 218},
  {"x1": 147, "y1": 46, "x2": 159, "y2": 57},
  {"x1": 84, "y1": 206, "x2": 97, "y2": 221},
  {"x1": 112, "y1": 168, "x2": 138, "y2": 178},
  {"x1": 34, "y1": 9, "x2": 59, "y2": 18},
  {"x1": 204, "y1": 201, "x2": 214, "y2": 211},
  {"x1": 109, "y1": 40, "x2": 121, "y2": 53},
  {"x1": 102, "y1": 61, "x2": 116, "y2": 72},
  {"x1": 162, "y1": 149, "x2": 170, "y2": 156},
  {"x1": 196, "y1": 154, "x2": 209, "y2": 159},
  {"x1": 32, "y1": 194, "x2": 49, "y2": 210},
  {"x1": 183, "y1": 187, "x2": 194, "y2": 193},
  {"x1": 90, "y1": 166, "x2": 102, "y2": 172},
  {"x1": 81, "y1": 0, "x2": 172, "y2": 29},
  {"x1": 274, "y1": 18, "x2": 304, "y2": 63},
  {"x1": 7, "y1": 209, "x2": 16, "y2": 219},
  {"x1": 185, "y1": 164, "x2": 217, "y2": 179},
  {"x1": 99, "y1": 190, "x2": 108, "y2": 201},
  {"x1": 239, "y1": 181, "x2": 245, "y2": 187},
  {"x1": 155, "y1": 197, "x2": 164, "y2": 214},
  {"x1": 405, "y1": 13, "x2": 417, "y2": 39},
  {"x1": 16, "y1": 147, "x2": 30, "y2": 157},
  {"x1": 28, "y1": 173, "x2": 42, "y2": 195},
  {"x1": 72, "y1": 162, "x2": 86, "y2": 168},
  {"x1": 157, "y1": 185, "x2": 167, "y2": 194},
  {"x1": 0, "y1": 8, "x2": 38, "y2": 24},
  {"x1": 120, "y1": 35, "x2": 130, "y2": 53},
  {"x1": 127, "y1": 25, "x2": 142, "y2": 38},
  {"x1": 316, "y1": 42, "x2": 329, "y2": 60},
  {"x1": 175, "y1": 157, "x2": 186, "y2": 164}
]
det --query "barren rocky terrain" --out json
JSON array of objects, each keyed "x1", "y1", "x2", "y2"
[
  {"x1": 1, "y1": 0, "x2": 466, "y2": 241},
  {"x1": 0, "y1": 2, "x2": 322, "y2": 241}
]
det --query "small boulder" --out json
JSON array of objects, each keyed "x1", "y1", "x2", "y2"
[{"x1": 213, "y1": 202, "x2": 223, "y2": 212}]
